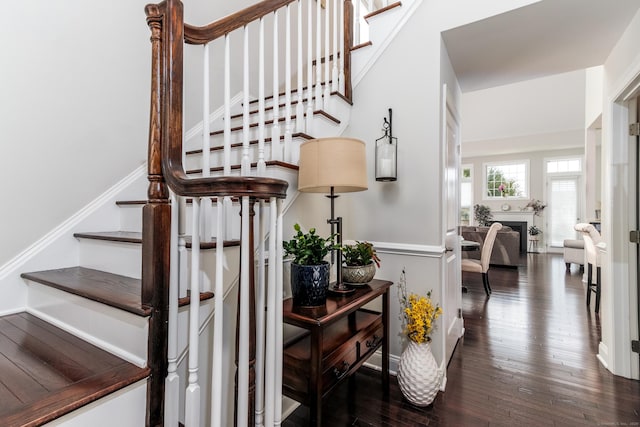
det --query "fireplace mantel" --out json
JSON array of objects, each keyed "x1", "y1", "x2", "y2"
[{"x1": 491, "y1": 210, "x2": 537, "y2": 252}]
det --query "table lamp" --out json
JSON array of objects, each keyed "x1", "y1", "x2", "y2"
[{"x1": 298, "y1": 137, "x2": 368, "y2": 294}]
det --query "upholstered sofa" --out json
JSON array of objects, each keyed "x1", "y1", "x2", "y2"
[{"x1": 459, "y1": 225, "x2": 521, "y2": 267}]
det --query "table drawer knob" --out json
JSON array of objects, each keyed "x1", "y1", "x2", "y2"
[
  {"x1": 333, "y1": 361, "x2": 350, "y2": 380},
  {"x1": 366, "y1": 334, "x2": 382, "y2": 349}
]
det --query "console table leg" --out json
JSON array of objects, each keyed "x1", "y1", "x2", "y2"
[
  {"x1": 310, "y1": 328, "x2": 323, "y2": 426},
  {"x1": 382, "y1": 290, "x2": 390, "y2": 395}
]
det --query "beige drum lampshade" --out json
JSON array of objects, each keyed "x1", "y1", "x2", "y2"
[{"x1": 298, "y1": 138, "x2": 368, "y2": 193}]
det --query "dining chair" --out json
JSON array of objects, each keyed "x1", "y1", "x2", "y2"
[
  {"x1": 461, "y1": 222, "x2": 502, "y2": 295},
  {"x1": 574, "y1": 223, "x2": 603, "y2": 313}
]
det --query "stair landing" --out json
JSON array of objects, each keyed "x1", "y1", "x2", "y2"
[{"x1": 0, "y1": 312, "x2": 149, "y2": 426}]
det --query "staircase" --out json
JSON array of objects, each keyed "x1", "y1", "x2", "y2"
[{"x1": 0, "y1": 0, "x2": 419, "y2": 426}]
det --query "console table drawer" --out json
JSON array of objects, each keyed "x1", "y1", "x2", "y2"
[{"x1": 283, "y1": 309, "x2": 383, "y2": 399}]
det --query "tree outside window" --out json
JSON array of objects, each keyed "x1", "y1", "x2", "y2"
[{"x1": 484, "y1": 162, "x2": 528, "y2": 199}]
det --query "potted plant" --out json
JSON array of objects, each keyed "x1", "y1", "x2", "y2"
[
  {"x1": 283, "y1": 224, "x2": 337, "y2": 306},
  {"x1": 341, "y1": 241, "x2": 381, "y2": 284},
  {"x1": 528, "y1": 225, "x2": 542, "y2": 240},
  {"x1": 474, "y1": 204, "x2": 493, "y2": 226},
  {"x1": 523, "y1": 199, "x2": 546, "y2": 216},
  {"x1": 396, "y1": 269, "x2": 443, "y2": 407}
]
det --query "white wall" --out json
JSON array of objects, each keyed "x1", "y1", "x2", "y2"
[
  {"x1": 462, "y1": 70, "x2": 587, "y2": 157},
  {"x1": 597, "y1": 6, "x2": 640, "y2": 379},
  {"x1": 0, "y1": 0, "x2": 259, "y2": 270}
]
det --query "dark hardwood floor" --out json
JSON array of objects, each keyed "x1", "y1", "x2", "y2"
[{"x1": 284, "y1": 254, "x2": 640, "y2": 426}]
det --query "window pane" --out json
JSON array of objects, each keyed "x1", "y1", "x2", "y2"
[
  {"x1": 486, "y1": 163, "x2": 527, "y2": 198},
  {"x1": 549, "y1": 178, "x2": 578, "y2": 246}
]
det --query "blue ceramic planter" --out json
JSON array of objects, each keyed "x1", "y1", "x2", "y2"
[{"x1": 291, "y1": 262, "x2": 330, "y2": 307}]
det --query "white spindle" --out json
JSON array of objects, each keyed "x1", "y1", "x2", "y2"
[
  {"x1": 332, "y1": 0, "x2": 339, "y2": 92},
  {"x1": 339, "y1": 0, "x2": 345, "y2": 94},
  {"x1": 274, "y1": 198, "x2": 284, "y2": 426},
  {"x1": 185, "y1": 197, "x2": 202, "y2": 427},
  {"x1": 255, "y1": 200, "x2": 267, "y2": 427},
  {"x1": 272, "y1": 11, "x2": 282, "y2": 161},
  {"x1": 323, "y1": 0, "x2": 331, "y2": 109},
  {"x1": 210, "y1": 197, "x2": 226, "y2": 427},
  {"x1": 315, "y1": 0, "x2": 323, "y2": 110},
  {"x1": 224, "y1": 34, "x2": 232, "y2": 176},
  {"x1": 264, "y1": 198, "x2": 277, "y2": 426},
  {"x1": 178, "y1": 236, "x2": 188, "y2": 298},
  {"x1": 284, "y1": 4, "x2": 293, "y2": 163},
  {"x1": 306, "y1": 0, "x2": 314, "y2": 133},
  {"x1": 202, "y1": 43, "x2": 213, "y2": 241},
  {"x1": 296, "y1": 0, "x2": 304, "y2": 133},
  {"x1": 242, "y1": 26, "x2": 251, "y2": 176},
  {"x1": 165, "y1": 192, "x2": 180, "y2": 427},
  {"x1": 258, "y1": 18, "x2": 266, "y2": 174},
  {"x1": 237, "y1": 196, "x2": 251, "y2": 427},
  {"x1": 354, "y1": 0, "x2": 361, "y2": 45}
]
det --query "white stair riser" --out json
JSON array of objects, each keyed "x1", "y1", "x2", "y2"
[
  {"x1": 27, "y1": 283, "x2": 149, "y2": 366},
  {"x1": 44, "y1": 380, "x2": 147, "y2": 427},
  {"x1": 119, "y1": 206, "x2": 143, "y2": 233},
  {"x1": 78, "y1": 239, "x2": 142, "y2": 279}
]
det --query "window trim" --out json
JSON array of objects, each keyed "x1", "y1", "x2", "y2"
[{"x1": 482, "y1": 159, "x2": 530, "y2": 201}]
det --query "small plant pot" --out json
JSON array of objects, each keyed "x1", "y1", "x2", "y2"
[
  {"x1": 290, "y1": 262, "x2": 330, "y2": 307},
  {"x1": 342, "y1": 263, "x2": 376, "y2": 284}
]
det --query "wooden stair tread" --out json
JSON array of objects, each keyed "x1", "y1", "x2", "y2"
[
  {"x1": 73, "y1": 231, "x2": 241, "y2": 249},
  {"x1": 185, "y1": 132, "x2": 314, "y2": 156},
  {"x1": 21, "y1": 267, "x2": 215, "y2": 316},
  {"x1": 209, "y1": 110, "x2": 340, "y2": 136},
  {"x1": 0, "y1": 312, "x2": 150, "y2": 426},
  {"x1": 186, "y1": 160, "x2": 299, "y2": 175},
  {"x1": 21, "y1": 267, "x2": 151, "y2": 316},
  {"x1": 364, "y1": 1, "x2": 402, "y2": 20},
  {"x1": 74, "y1": 231, "x2": 143, "y2": 244}
]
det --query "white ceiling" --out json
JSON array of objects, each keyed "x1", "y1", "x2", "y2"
[{"x1": 442, "y1": 0, "x2": 640, "y2": 92}]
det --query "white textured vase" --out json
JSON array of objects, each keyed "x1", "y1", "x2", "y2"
[{"x1": 397, "y1": 341, "x2": 442, "y2": 406}]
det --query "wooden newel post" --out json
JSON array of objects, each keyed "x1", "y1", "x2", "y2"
[
  {"x1": 144, "y1": 4, "x2": 171, "y2": 427},
  {"x1": 235, "y1": 198, "x2": 257, "y2": 427}
]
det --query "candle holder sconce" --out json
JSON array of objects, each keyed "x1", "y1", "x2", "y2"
[{"x1": 375, "y1": 108, "x2": 397, "y2": 181}]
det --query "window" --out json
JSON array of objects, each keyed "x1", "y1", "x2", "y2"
[
  {"x1": 546, "y1": 158, "x2": 581, "y2": 173},
  {"x1": 484, "y1": 161, "x2": 529, "y2": 199},
  {"x1": 460, "y1": 165, "x2": 473, "y2": 224}
]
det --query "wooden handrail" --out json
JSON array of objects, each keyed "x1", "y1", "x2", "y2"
[
  {"x1": 158, "y1": 0, "x2": 289, "y2": 200},
  {"x1": 184, "y1": 0, "x2": 297, "y2": 45}
]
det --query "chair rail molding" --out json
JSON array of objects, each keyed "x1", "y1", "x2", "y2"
[{"x1": 370, "y1": 241, "x2": 445, "y2": 258}]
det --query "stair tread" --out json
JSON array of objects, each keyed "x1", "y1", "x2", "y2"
[
  {"x1": 74, "y1": 231, "x2": 241, "y2": 249},
  {"x1": 187, "y1": 160, "x2": 299, "y2": 175},
  {"x1": 0, "y1": 312, "x2": 149, "y2": 426},
  {"x1": 74, "y1": 231, "x2": 143, "y2": 244},
  {"x1": 22, "y1": 267, "x2": 152, "y2": 316},
  {"x1": 209, "y1": 109, "x2": 340, "y2": 136},
  {"x1": 185, "y1": 132, "x2": 314, "y2": 156}
]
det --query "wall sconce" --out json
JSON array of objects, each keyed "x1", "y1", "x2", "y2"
[{"x1": 375, "y1": 108, "x2": 397, "y2": 182}]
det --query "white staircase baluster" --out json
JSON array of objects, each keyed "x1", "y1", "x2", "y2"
[
  {"x1": 242, "y1": 26, "x2": 251, "y2": 176},
  {"x1": 332, "y1": 0, "x2": 339, "y2": 92},
  {"x1": 339, "y1": 0, "x2": 345, "y2": 94},
  {"x1": 178, "y1": 235, "x2": 188, "y2": 298},
  {"x1": 165, "y1": 192, "x2": 180, "y2": 427},
  {"x1": 185, "y1": 197, "x2": 201, "y2": 427},
  {"x1": 274, "y1": 198, "x2": 284, "y2": 426},
  {"x1": 238, "y1": 196, "x2": 250, "y2": 427},
  {"x1": 296, "y1": 0, "x2": 304, "y2": 133},
  {"x1": 284, "y1": 4, "x2": 293, "y2": 163},
  {"x1": 306, "y1": 0, "x2": 314, "y2": 133},
  {"x1": 224, "y1": 34, "x2": 231, "y2": 177},
  {"x1": 264, "y1": 198, "x2": 277, "y2": 426},
  {"x1": 210, "y1": 197, "x2": 226, "y2": 427},
  {"x1": 271, "y1": 11, "x2": 282, "y2": 162},
  {"x1": 354, "y1": 0, "x2": 361, "y2": 45},
  {"x1": 255, "y1": 200, "x2": 267, "y2": 427},
  {"x1": 202, "y1": 43, "x2": 213, "y2": 241},
  {"x1": 323, "y1": 0, "x2": 331, "y2": 110},
  {"x1": 315, "y1": 0, "x2": 323, "y2": 110},
  {"x1": 258, "y1": 17, "x2": 266, "y2": 175}
]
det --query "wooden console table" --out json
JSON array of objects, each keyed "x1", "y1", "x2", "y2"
[{"x1": 282, "y1": 279, "x2": 392, "y2": 426}]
